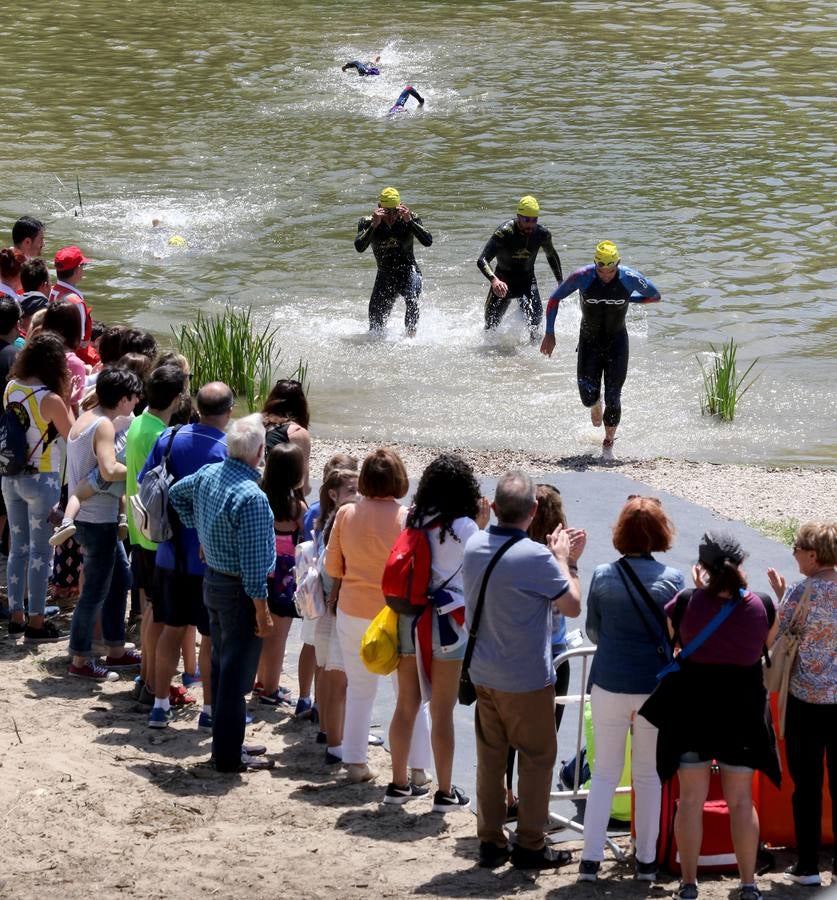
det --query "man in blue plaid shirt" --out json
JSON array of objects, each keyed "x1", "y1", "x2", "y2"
[{"x1": 170, "y1": 413, "x2": 276, "y2": 772}]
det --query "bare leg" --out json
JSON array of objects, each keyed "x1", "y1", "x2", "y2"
[
  {"x1": 181, "y1": 625, "x2": 197, "y2": 676},
  {"x1": 154, "y1": 624, "x2": 186, "y2": 700},
  {"x1": 323, "y1": 669, "x2": 347, "y2": 747},
  {"x1": 256, "y1": 615, "x2": 292, "y2": 695},
  {"x1": 429, "y1": 658, "x2": 461, "y2": 794},
  {"x1": 721, "y1": 769, "x2": 759, "y2": 885},
  {"x1": 388, "y1": 655, "x2": 422, "y2": 786},
  {"x1": 675, "y1": 766, "x2": 711, "y2": 886},
  {"x1": 591, "y1": 399, "x2": 603, "y2": 427},
  {"x1": 298, "y1": 642, "x2": 316, "y2": 699}
]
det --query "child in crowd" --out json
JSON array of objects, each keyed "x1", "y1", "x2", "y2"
[
  {"x1": 256, "y1": 442, "x2": 308, "y2": 706},
  {"x1": 313, "y1": 467, "x2": 359, "y2": 763}
]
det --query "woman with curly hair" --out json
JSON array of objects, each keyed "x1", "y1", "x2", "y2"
[
  {"x1": 385, "y1": 453, "x2": 490, "y2": 810},
  {"x1": 3, "y1": 332, "x2": 74, "y2": 643}
]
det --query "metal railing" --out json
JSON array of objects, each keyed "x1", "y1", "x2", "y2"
[{"x1": 546, "y1": 645, "x2": 631, "y2": 860}]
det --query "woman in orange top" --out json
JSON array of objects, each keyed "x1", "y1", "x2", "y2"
[{"x1": 325, "y1": 448, "x2": 431, "y2": 784}]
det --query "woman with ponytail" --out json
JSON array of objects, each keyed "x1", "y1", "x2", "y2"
[{"x1": 640, "y1": 531, "x2": 781, "y2": 900}]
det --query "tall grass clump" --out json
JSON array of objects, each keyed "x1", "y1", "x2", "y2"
[
  {"x1": 698, "y1": 338, "x2": 760, "y2": 422},
  {"x1": 173, "y1": 303, "x2": 281, "y2": 412}
]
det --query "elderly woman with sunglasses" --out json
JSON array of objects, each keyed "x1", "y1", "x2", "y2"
[
  {"x1": 767, "y1": 522, "x2": 837, "y2": 888},
  {"x1": 577, "y1": 495, "x2": 684, "y2": 884}
]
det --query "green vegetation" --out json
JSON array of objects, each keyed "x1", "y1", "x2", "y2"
[
  {"x1": 748, "y1": 517, "x2": 799, "y2": 546},
  {"x1": 173, "y1": 303, "x2": 308, "y2": 412},
  {"x1": 698, "y1": 338, "x2": 760, "y2": 422}
]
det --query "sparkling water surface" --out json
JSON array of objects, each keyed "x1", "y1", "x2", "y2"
[{"x1": 3, "y1": 1, "x2": 835, "y2": 465}]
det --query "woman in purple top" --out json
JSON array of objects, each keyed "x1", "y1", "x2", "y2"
[
  {"x1": 640, "y1": 531, "x2": 780, "y2": 900},
  {"x1": 767, "y1": 521, "x2": 837, "y2": 888}
]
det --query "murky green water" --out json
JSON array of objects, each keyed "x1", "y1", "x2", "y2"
[{"x1": 3, "y1": 1, "x2": 835, "y2": 465}]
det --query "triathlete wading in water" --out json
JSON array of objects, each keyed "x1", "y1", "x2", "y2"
[
  {"x1": 355, "y1": 187, "x2": 433, "y2": 337},
  {"x1": 478, "y1": 195, "x2": 563, "y2": 342},
  {"x1": 540, "y1": 240, "x2": 660, "y2": 459}
]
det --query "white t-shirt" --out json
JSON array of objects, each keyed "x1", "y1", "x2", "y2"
[{"x1": 426, "y1": 516, "x2": 480, "y2": 595}]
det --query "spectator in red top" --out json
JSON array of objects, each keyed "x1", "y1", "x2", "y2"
[
  {"x1": 0, "y1": 247, "x2": 25, "y2": 301},
  {"x1": 49, "y1": 246, "x2": 99, "y2": 366}
]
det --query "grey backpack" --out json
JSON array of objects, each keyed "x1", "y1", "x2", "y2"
[{"x1": 129, "y1": 426, "x2": 181, "y2": 544}]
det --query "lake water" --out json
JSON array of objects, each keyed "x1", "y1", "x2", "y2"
[{"x1": 3, "y1": 0, "x2": 835, "y2": 465}]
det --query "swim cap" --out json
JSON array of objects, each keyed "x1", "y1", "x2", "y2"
[
  {"x1": 168, "y1": 235, "x2": 187, "y2": 248},
  {"x1": 517, "y1": 195, "x2": 540, "y2": 217},
  {"x1": 594, "y1": 240, "x2": 620, "y2": 266},
  {"x1": 378, "y1": 187, "x2": 401, "y2": 209}
]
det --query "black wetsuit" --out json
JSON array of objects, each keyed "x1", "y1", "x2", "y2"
[
  {"x1": 477, "y1": 219, "x2": 563, "y2": 338},
  {"x1": 355, "y1": 214, "x2": 433, "y2": 332}
]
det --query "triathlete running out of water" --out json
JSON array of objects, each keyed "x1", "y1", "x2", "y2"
[
  {"x1": 540, "y1": 240, "x2": 661, "y2": 460},
  {"x1": 477, "y1": 195, "x2": 563, "y2": 342},
  {"x1": 342, "y1": 56, "x2": 381, "y2": 76},
  {"x1": 354, "y1": 186, "x2": 433, "y2": 337},
  {"x1": 389, "y1": 85, "x2": 424, "y2": 115}
]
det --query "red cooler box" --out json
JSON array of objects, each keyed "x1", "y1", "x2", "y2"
[{"x1": 755, "y1": 694, "x2": 833, "y2": 847}]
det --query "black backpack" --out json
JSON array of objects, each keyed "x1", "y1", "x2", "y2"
[{"x1": 0, "y1": 387, "x2": 48, "y2": 476}]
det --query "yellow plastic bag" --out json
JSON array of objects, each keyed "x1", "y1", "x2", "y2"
[{"x1": 360, "y1": 606, "x2": 399, "y2": 675}]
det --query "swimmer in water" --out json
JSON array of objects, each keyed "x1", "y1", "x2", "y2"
[
  {"x1": 342, "y1": 56, "x2": 381, "y2": 76},
  {"x1": 150, "y1": 219, "x2": 187, "y2": 248},
  {"x1": 389, "y1": 85, "x2": 425, "y2": 115},
  {"x1": 539, "y1": 240, "x2": 661, "y2": 461},
  {"x1": 354, "y1": 186, "x2": 433, "y2": 337}
]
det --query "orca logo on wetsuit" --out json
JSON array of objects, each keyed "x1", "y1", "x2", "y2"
[{"x1": 582, "y1": 296, "x2": 629, "y2": 306}]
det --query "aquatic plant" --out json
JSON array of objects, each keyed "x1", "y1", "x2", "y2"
[
  {"x1": 698, "y1": 338, "x2": 760, "y2": 422},
  {"x1": 173, "y1": 303, "x2": 302, "y2": 412}
]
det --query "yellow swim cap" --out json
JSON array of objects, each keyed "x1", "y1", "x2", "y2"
[
  {"x1": 378, "y1": 187, "x2": 401, "y2": 209},
  {"x1": 168, "y1": 235, "x2": 187, "y2": 248},
  {"x1": 594, "y1": 240, "x2": 620, "y2": 266},
  {"x1": 517, "y1": 195, "x2": 540, "y2": 217}
]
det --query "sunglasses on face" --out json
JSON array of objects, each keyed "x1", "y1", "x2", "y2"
[
  {"x1": 518, "y1": 215, "x2": 538, "y2": 224},
  {"x1": 792, "y1": 542, "x2": 812, "y2": 552}
]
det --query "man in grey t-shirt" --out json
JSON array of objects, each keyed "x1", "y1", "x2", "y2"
[{"x1": 462, "y1": 470, "x2": 584, "y2": 870}]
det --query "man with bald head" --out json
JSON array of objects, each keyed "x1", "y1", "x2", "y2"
[{"x1": 138, "y1": 381, "x2": 234, "y2": 729}]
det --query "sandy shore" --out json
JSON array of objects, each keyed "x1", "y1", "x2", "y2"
[
  {"x1": 1, "y1": 636, "x2": 829, "y2": 900},
  {"x1": 2, "y1": 443, "x2": 834, "y2": 899},
  {"x1": 312, "y1": 439, "x2": 836, "y2": 526}
]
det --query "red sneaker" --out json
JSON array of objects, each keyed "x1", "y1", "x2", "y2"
[
  {"x1": 68, "y1": 661, "x2": 119, "y2": 682},
  {"x1": 104, "y1": 648, "x2": 142, "y2": 669},
  {"x1": 169, "y1": 684, "x2": 196, "y2": 707}
]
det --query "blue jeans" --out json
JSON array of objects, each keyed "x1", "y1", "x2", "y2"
[
  {"x1": 203, "y1": 569, "x2": 262, "y2": 771},
  {"x1": 69, "y1": 520, "x2": 132, "y2": 657},
  {"x1": 2, "y1": 472, "x2": 61, "y2": 616}
]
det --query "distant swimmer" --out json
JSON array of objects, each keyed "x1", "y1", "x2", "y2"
[
  {"x1": 478, "y1": 195, "x2": 563, "y2": 342},
  {"x1": 150, "y1": 219, "x2": 187, "y2": 249},
  {"x1": 389, "y1": 85, "x2": 425, "y2": 115},
  {"x1": 342, "y1": 56, "x2": 381, "y2": 76},
  {"x1": 540, "y1": 241, "x2": 661, "y2": 460},
  {"x1": 354, "y1": 186, "x2": 433, "y2": 337}
]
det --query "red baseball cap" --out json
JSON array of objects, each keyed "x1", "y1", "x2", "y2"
[{"x1": 54, "y1": 245, "x2": 91, "y2": 271}]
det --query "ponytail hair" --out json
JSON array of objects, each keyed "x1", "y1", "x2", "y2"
[{"x1": 706, "y1": 559, "x2": 747, "y2": 597}]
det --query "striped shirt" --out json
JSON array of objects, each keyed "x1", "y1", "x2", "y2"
[{"x1": 169, "y1": 457, "x2": 275, "y2": 600}]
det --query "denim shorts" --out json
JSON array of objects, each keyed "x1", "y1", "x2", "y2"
[
  {"x1": 397, "y1": 610, "x2": 466, "y2": 662},
  {"x1": 678, "y1": 750, "x2": 754, "y2": 774}
]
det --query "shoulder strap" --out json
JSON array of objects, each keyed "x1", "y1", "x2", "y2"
[
  {"x1": 657, "y1": 594, "x2": 737, "y2": 680},
  {"x1": 614, "y1": 559, "x2": 671, "y2": 662},
  {"x1": 461, "y1": 536, "x2": 522, "y2": 674},
  {"x1": 162, "y1": 425, "x2": 182, "y2": 461},
  {"x1": 423, "y1": 525, "x2": 462, "y2": 595},
  {"x1": 671, "y1": 589, "x2": 694, "y2": 646}
]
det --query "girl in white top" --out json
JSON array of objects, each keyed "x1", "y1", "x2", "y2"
[{"x1": 386, "y1": 454, "x2": 490, "y2": 811}]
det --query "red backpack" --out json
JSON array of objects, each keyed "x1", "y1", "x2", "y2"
[{"x1": 382, "y1": 527, "x2": 433, "y2": 615}]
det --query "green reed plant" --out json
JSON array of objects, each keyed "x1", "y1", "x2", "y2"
[
  {"x1": 173, "y1": 303, "x2": 283, "y2": 412},
  {"x1": 698, "y1": 338, "x2": 760, "y2": 422},
  {"x1": 748, "y1": 517, "x2": 799, "y2": 546}
]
